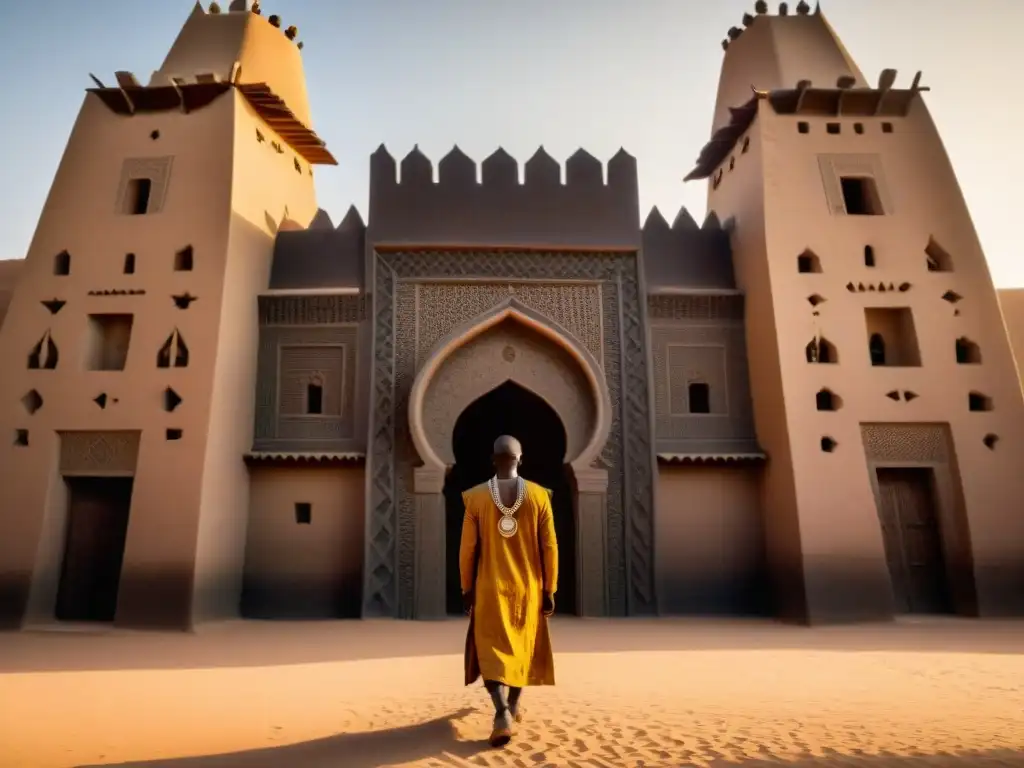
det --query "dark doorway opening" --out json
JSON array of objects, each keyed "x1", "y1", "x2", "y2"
[
  {"x1": 443, "y1": 380, "x2": 577, "y2": 616},
  {"x1": 874, "y1": 467, "x2": 953, "y2": 614},
  {"x1": 55, "y1": 476, "x2": 134, "y2": 622}
]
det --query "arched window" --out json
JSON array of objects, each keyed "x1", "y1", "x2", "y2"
[
  {"x1": 688, "y1": 382, "x2": 710, "y2": 414},
  {"x1": 869, "y1": 333, "x2": 886, "y2": 366}
]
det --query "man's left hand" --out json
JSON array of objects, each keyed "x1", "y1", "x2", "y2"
[{"x1": 542, "y1": 592, "x2": 555, "y2": 617}]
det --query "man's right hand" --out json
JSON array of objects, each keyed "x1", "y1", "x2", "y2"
[{"x1": 462, "y1": 590, "x2": 474, "y2": 615}]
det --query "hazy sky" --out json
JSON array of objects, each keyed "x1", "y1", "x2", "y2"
[{"x1": 1, "y1": 0, "x2": 1022, "y2": 286}]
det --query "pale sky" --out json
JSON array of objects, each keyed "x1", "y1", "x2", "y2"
[{"x1": 1, "y1": 0, "x2": 1022, "y2": 286}]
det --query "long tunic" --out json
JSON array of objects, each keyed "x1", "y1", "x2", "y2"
[{"x1": 459, "y1": 479, "x2": 559, "y2": 687}]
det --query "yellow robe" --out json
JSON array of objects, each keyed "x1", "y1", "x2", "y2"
[{"x1": 460, "y1": 479, "x2": 558, "y2": 687}]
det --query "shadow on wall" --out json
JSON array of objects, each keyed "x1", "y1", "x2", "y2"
[{"x1": 73, "y1": 733, "x2": 1024, "y2": 768}]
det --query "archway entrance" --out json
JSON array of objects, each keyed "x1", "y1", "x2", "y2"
[{"x1": 442, "y1": 380, "x2": 577, "y2": 616}]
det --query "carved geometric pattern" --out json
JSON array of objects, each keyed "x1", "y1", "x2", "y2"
[
  {"x1": 258, "y1": 294, "x2": 366, "y2": 325},
  {"x1": 647, "y1": 293, "x2": 744, "y2": 321},
  {"x1": 367, "y1": 250, "x2": 657, "y2": 619},
  {"x1": 115, "y1": 156, "x2": 174, "y2": 215},
  {"x1": 58, "y1": 430, "x2": 141, "y2": 475},
  {"x1": 860, "y1": 423, "x2": 949, "y2": 464}
]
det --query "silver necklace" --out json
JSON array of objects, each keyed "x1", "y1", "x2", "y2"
[{"x1": 488, "y1": 476, "x2": 525, "y2": 538}]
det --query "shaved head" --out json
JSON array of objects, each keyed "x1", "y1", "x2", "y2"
[{"x1": 492, "y1": 435, "x2": 522, "y2": 459}]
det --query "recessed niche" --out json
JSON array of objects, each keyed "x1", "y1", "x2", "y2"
[
  {"x1": 741, "y1": 136, "x2": 750, "y2": 153},
  {"x1": 882, "y1": 122, "x2": 894, "y2": 133},
  {"x1": 798, "y1": 250, "x2": 822, "y2": 274},
  {"x1": 150, "y1": 129, "x2": 160, "y2": 140},
  {"x1": 898, "y1": 283, "x2": 911, "y2": 292},
  {"x1": 955, "y1": 337, "x2": 981, "y2": 364},
  {"x1": 20, "y1": 390, "x2": 43, "y2": 415},
  {"x1": 156, "y1": 329, "x2": 189, "y2": 368},
  {"x1": 805, "y1": 336, "x2": 837, "y2": 364},
  {"x1": 163, "y1": 387, "x2": 183, "y2": 412},
  {"x1": 93, "y1": 393, "x2": 108, "y2": 409},
  {"x1": 27, "y1": 331, "x2": 59, "y2": 370},
  {"x1": 886, "y1": 390, "x2": 901, "y2": 401},
  {"x1": 295, "y1": 502, "x2": 312, "y2": 525},
  {"x1": 172, "y1": 293, "x2": 197, "y2": 309},
  {"x1": 826, "y1": 123, "x2": 840, "y2": 134},
  {"x1": 968, "y1": 392, "x2": 993, "y2": 412},
  {"x1": 85, "y1": 314, "x2": 134, "y2": 371},
  {"x1": 124, "y1": 177, "x2": 153, "y2": 215},
  {"x1": 983, "y1": 433, "x2": 999, "y2": 450},
  {"x1": 820, "y1": 436, "x2": 837, "y2": 453},
  {"x1": 165, "y1": 428, "x2": 183, "y2": 441},
  {"x1": 13, "y1": 429, "x2": 29, "y2": 447},
  {"x1": 865, "y1": 308, "x2": 921, "y2": 367},
  {"x1": 798, "y1": 121, "x2": 809, "y2": 134},
  {"x1": 293, "y1": 157, "x2": 302, "y2": 174},
  {"x1": 687, "y1": 382, "x2": 711, "y2": 414},
  {"x1": 941, "y1": 290, "x2": 963, "y2": 304},
  {"x1": 839, "y1": 176, "x2": 883, "y2": 216},
  {"x1": 53, "y1": 250, "x2": 71, "y2": 276},
  {"x1": 41, "y1": 299, "x2": 66, "y2": 315},
  {"x1": 256, "y1": 128, "x2": 265, "y2": 143},
  {"x1": 807, "y1": 294, "x2": 826, "y2": 307},
  {"x1": 174, "y1": 246, "x2": 193, "y2": 272},
  {"x1": 864, "y1": 245, "x2": 876, "y2": 267},
  {"x1": 925, "y1": 238, "x2": 954, "y2": 272},
  {"x1": 903, "y1": 391, "x2": 919, "y2": 402},
  {"x1": 846, "y1": 282, "x2": 856, "y2": 292},
  {"x1": 854, "y1": 123, "x2": 864, "y2": 134},
  {"x1": 815, "y1": 388, "x2": 841, "y2": 411},
  {"x1": 124, "y1": 253, "x2": 136, "y2": 274}
]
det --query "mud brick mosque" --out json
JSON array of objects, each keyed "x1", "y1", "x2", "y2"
[{"x1": 0, "y1": 0, "x2": 1022, "y2": 630}]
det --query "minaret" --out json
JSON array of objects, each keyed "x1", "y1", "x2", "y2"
[
  {"x1": 0, "y1": 1, "x2": 334, "y2": 629},
  {"x1": 691, "y1": 3, "x2": 1024, "y2": 622}
]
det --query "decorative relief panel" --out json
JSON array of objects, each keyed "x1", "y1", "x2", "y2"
[
  {"x1": 278, "y1": 345, "x2": 347, "y2": 417},
  {"x1": 817, "y1": 153, "x2": 894, "y2": 216},
  {"x1": 650, "y1": 323, "x2": 758, "y2": 453},
  {"x1": 414, "y1": 282, "x2": 603, "y2": 365},
  {"x1": 367, "y1": 250, "x2": 657, "y2": 620},
  {"x1": 666, "y1": 344, "x2": 728, "y2": 416},
  {"x1": 59, "y1": 431, "x2": 141, "y2": 475},
  {"x1": 258, "y1": 294, "x2": 366, "y2": 325},
  {"x1": 116, "y1": 157, "x2": 173, "y2": 215},
  {"x1": 421, "y1": 321, "x2": 596, "y2": 464},
  {"x1": 648, "y1": 293, "x2": 744, "y2": 322},
  {"x1": 253, "y1": 326, "x2": 358, "y2": 450},
  {"x1": 861, "y1": 423, "x2": 950, "y2": 464}
]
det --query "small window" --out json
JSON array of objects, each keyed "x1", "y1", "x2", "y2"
[
  {"x1": 868, "y1": 333, "x2": 887, "y2": 366},
  {"x1": 854, "y1": 123, "x2": 864, "y2": 134},
  {"x1": 53, "y1": 250, "x2": 71, "y2": 276},
  {"x1": 687, "y1": 382, "x2": 710, "y2": 414},
  {"x1": 123, "y1": 253, "x2": 136, "y2": 274},
  {"x1": 797, "y1": 122, "x2": 810, "y2": 134},
  {"x1": 840, "y1": 176, "x2": 882, "y2": 216},
  {"x1": 174, "y1": 246, "x2": 193, "y2": 272},
  {"x1": 826, "y1": 123, "x2": 840, "y2": 134},
  {"x1": 124, "y1": 178, "x2": 153, "y2": 215},
  {"x1": 864, "y1": 245, "x2": 876, "y2": 267},
  {"x1": 86, "y1": 314, "x2": 134, "y2": 371},
  {"x1": 306, "y1": 381, "x2": 324, "y2": 414},
  {"x1": 295, "y1": 502, "x2": 312, "y2": 525},
  {"x1": 882, "y1": 122, "x2": 894, "y2": 133}
]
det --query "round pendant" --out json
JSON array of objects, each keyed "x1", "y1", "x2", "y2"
[{"x1": 498, "y1": 514, "x2": 518, "y2": 538}]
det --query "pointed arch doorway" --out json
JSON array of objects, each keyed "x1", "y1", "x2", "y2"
[{"x1": 442, "y1": 380, "x2": 577, "y2": 616}]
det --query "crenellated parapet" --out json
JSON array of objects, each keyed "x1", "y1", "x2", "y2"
[
  {"x1": 368, "y1": 144, "x2": 640, "y2": 252},
  {"x1": 642, "y1": 206, "x2": 735, "y2": 292},
  {"x1": 268, "y1": 205, "x2": 365, "y2": 291}
]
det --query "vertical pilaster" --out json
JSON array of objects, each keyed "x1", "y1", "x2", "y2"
[
  {"x1": 412, "y1": 465, "x2": 447, "y2": 619},
  {"x1": 572, "y1": 466, "x2": 609, "y2": 617}
]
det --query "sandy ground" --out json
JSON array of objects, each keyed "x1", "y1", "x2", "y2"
[{"x1": 1, "y1": 618, "x2": 1023, "y2": 768}]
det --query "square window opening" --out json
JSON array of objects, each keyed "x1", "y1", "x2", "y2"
[
  {"x1": 840, "y1": 176, "x2": 883, "y2": 216},
  {"x1": 124, "y1": 177, "x2": 153, "y2": 215},
  {"x1": 295, "y1": 502, "x2": 312, "y2": 525},
  {"x1": 85, "y1": 314, "x2": 134, "y2": 371}
]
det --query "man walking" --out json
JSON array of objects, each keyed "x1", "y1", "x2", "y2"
[{"x1": 459, "y1": 435, "x2": 558, "y2": 748}]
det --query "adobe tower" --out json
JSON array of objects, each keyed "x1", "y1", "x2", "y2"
[
  {"x1": 0, "y1": 1, "x2": 333, "y2": 629},
  {"x1": 689, "y1": 2, "x2": 1024, "y2": 622}
]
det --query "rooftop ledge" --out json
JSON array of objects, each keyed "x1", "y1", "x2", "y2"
[
  {"x1": 86, "y1": 75, "x2": 336, "y2": 165},
  {"x1": 685, "y1": 69, "x2": 930, "y2": 181}
]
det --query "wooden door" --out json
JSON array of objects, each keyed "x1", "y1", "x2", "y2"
[
  {"x1": 875, "y1": 468, "x2": 952, "y2": 614},
  {"x1": 55, "y1": 477, "x2": 134, "y2": 622}
]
